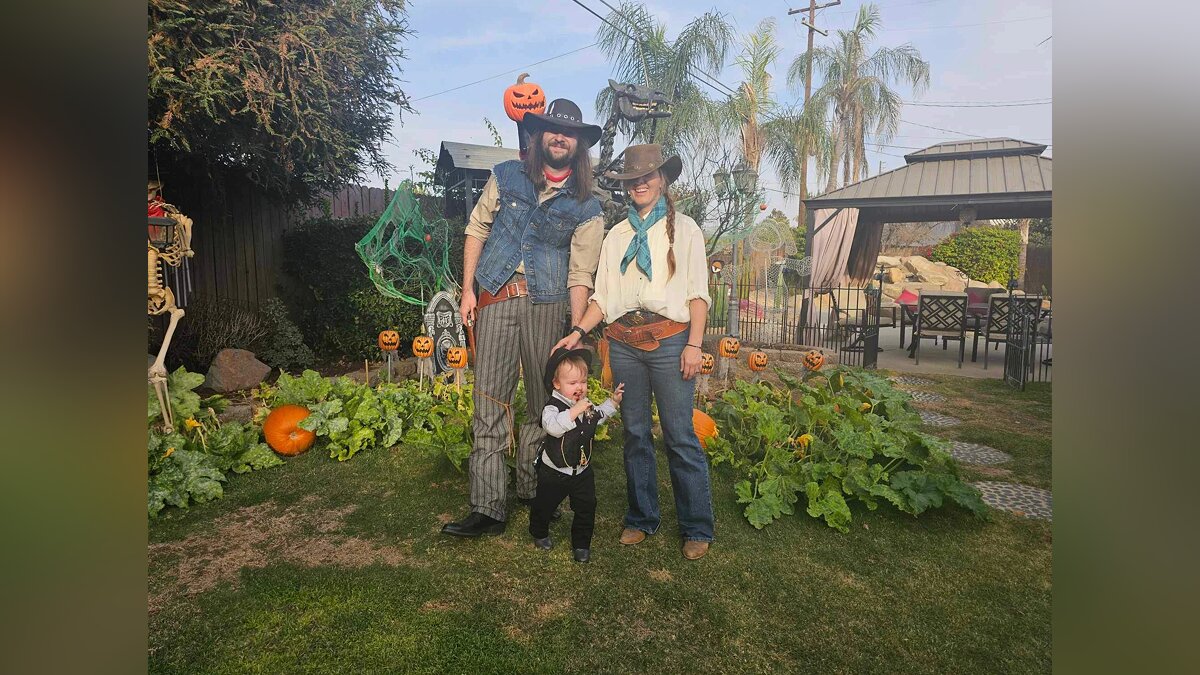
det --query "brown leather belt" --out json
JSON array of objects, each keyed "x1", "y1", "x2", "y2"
[
  {"x1": 604, "y1": 311, "x2": 688, "y2": 351},
  {"x1": 477, "y1": 277, "x2": 528, "y2": 312}
]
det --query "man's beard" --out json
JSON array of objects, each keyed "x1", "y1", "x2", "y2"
[{"x1": 543, "y1": 141, "x2": 573, "y2": 170}]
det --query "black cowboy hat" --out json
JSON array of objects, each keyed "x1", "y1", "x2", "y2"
[
  {"x1": 544, "y1": 346, "x2": 593, "y2": 393},
  {"x1": 604, "y1": 143, "x2": 682, "y2": 184},
  {"x1": 523, "y1": 98, "x2": 603, "y2": 148}
]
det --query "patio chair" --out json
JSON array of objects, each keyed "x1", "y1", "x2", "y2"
[
  {"x1": 832, "y1": 287, "x2": 895, "y2": 355},
  {"x1": 912, "y1": 291, "x2": 968, "y2": 367},
  {"x1": 979, "y1": 294, "x2": 1044, "y2": 370}
]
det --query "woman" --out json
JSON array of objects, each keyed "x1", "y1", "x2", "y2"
[{"x1": 552, "y1": 144, "x2": 714, "y2": 560}]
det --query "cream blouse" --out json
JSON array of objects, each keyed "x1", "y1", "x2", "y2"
[{"x1": 589, "y1": 210, "x2": 712, "y2": 324}]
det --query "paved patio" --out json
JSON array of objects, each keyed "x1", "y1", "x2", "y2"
[{"x1": 873, "y1": 325, "x2": 1050, "y2": 380}]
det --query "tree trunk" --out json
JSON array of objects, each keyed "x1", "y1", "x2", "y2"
[
  {"x1": 825, "y1": 122, "x2": 841, "y2": 193},
  {"x1": 1017, "y1": 218, "x2": 1030, "y2": 289}
]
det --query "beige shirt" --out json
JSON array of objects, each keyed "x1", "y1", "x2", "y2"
[
  {"x1": 464, "y1": 174, "x2": 605, "y2": 289},
  {"x1": 589, "y1": 211, "x2": 712, "y2": 324}
]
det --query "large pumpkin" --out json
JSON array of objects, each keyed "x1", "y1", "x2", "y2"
[
  {"x1": 412, "y1": 335, "x2": 434, "y2": 359},
  {"x1": 699, "y1": 352, "x2": 715, "y2": 375},
  {"x1": 503, "y1": 73, "x2": 545, "y2": 122},
  {"x1": 748, "y1": 350, "x2": 769, "y2": 372},
  {"x1": 718, "y1": 336, "x2": 740, "y2": 358},
  {"x1": 378, "y1": 330, "x2": 400, "y2": 351},
  {"x1": 802, "y1": 350, "x2": 825, "y2": 371},
  {"x1": 693, "y1": 408, "x2": 718, "y2": 449},
  {"x1": 263, "y1": 404, "x2": 316, "y2": 456},
  {"x1": 446, "y1": 346, "x2": 468, "y2": 369}
]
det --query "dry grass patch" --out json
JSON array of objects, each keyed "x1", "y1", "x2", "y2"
[{"x1": 648, "y1": 568, "x2": 673, "y2": 582}]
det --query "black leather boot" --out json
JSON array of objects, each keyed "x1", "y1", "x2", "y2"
[{"x1": 440, "y1": 512, "x2": 505, "y2": 537}]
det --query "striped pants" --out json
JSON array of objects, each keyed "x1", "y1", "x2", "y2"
[{"x1": 469, "y1": 294, "x2": 569, "y2": 520}]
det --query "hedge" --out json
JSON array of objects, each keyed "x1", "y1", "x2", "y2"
[{"x1": 930, "y1": 226, "x2": 1021, "y2": 284}]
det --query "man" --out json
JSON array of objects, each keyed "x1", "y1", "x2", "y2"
[{"x1": 442, "y1": 99, "x2": 605, "y2": 537}]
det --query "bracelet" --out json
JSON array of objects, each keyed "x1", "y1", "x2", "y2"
[
  {"x1": 685, "y1": 343, "x2": 701, "y2": 350},
  {"x1": 571, "y1": 325, "x2": 587, "y2": 338}
]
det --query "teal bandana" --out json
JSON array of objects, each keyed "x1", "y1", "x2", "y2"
[{"x1": 620, "y1": 196, "x2": 668, "y2": 280}]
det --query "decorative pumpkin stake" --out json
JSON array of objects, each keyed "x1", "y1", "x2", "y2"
[
  {"x1": 446, "y1": 346, "x2": 468, "y2": 392},
  {"x1": 696, "y1": 351, "x2": 715, "y2": 404},
  {"x1": 378, "y1": 329, "x2": 400, "y2": 382},
  {"x1": 717, "y1": 336, "x2": 740, "y2": 384},
  {"x1": 412, "y1": 332, "x2": 435, "y2": 388},
  {"x1": 801, "y1": 349, "x2": 824, "y2": 382},
  {"x1": 503, "y1": 72, "x2": 546, "y2": 158},
  {"x1": 748, "y1": 349, "x2": 769, "y2": 381}
]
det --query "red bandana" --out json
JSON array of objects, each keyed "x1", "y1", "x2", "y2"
[{"x1": 543, "y1": 167, "x2": 572, "y2": 183}]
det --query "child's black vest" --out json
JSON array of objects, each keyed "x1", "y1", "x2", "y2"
[{"x1": 538, "y1": 396, "x2": 598, "y2": 473}]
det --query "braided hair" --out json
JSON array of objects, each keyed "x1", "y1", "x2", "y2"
[{"x1": 664, "y1": 179, "x2": 677, "y2": 280}]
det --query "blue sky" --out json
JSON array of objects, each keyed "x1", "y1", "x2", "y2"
[{"x1": 373, "y1": 0, "x2": 1052, "y2": 217}]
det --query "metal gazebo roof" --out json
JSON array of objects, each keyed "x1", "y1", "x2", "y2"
[{"x1": 805, "y1": 137, "x2": 1052, "y2": 221}]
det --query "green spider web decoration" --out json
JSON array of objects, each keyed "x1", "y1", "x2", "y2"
[{"x1": 356, "y1": 182, "x2": 458, "y2": 305}]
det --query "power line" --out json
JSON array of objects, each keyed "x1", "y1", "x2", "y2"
[
  {"x1": 412, "y1": 42, "x2": 598, "y2": 102},
  {"x1": 903, "y1": 99, "x2": 1051, "y2": 108},
  {"x1": 899, "y1": 119, "x2": 984, "y2": 138},
  {"x1": 827, "y1": 14, "x2": 1051, "y2": 33}
]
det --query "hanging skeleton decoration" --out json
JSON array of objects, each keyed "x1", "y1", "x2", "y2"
[
  {"x1": 593, "y1": 79, "x2": 672, "y2": 222},
  {"x1": 147, "y1": 180, "x2": 195, "y2": 430}
]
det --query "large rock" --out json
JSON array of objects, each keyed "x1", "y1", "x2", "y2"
[
  {"x1": 876, "y1": 255, "x2": 903, "y2": 269},
  {"x1": 914, "y1": 272, "x2": 949, "y2": 286},
  {"x1": 884, "y1": 266, "x2": 907, "y2": 284},
  {"x1": 940, "y1": 275, "x2": 968, "y2": 293},
  {"x1": 204, "y1": 349, "x2": 271, "y2": 393},
  {"x1": 966, "y1": 279, "x2": 988, "y2": 288},
  {"x1": 987, "y1": 280, "x2": 1005, "y2": 289}
]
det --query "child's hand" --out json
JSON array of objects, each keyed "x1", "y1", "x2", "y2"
[
  {"x1": 571, "y1": 398, "x2": 593, "y2": 416},
  {"x1": 611, "y1": 382, "x2": 625, "y2": 404}
]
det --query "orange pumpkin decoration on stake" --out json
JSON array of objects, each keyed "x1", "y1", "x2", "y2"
[
  {"x1": 412, "y1": 335, "x2": 434, "y2": 359},
  {"x1": 718, "y1": 336, "x2": 740, "y2": 358},
  {"x1": 748, "y1": 350, "x2": 769, "y2": 374},
  {"x1": 699, "y1": 352, "x2": 715, "y2": 375},
  {"x1": 693, "y1": 408, "x2": 718, "y2": 449},
  {"x1": 802, "y1": 350, "x2": 825, "y2": 372},
  {"x1": 378, "y1": 330, "x2": 400, "y2": 351},
  {"x1": 446, "y1": 346, "x2": 468, "y2": 391},
  {"x1": 263, "y1": 404, "x2": 316, "y2": 456},
  {"x1": 503, "y1": 73, "x2": 546, "y2": 122}
]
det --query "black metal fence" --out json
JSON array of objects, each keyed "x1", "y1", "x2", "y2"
[
  {"x1": 705, "y1": 279, "x2": 1051, "y2": 381},
  {"x1": 705, "y1": 281, "x2": 881, "y2": 369}
]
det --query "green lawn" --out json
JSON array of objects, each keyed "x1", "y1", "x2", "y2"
[{"x1": 148, "y1": 373, "x2": 1051, "y2": 674}]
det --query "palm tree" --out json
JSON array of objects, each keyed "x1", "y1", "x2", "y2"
[
  {"x1": 789, "y1": 3, "x2": 930, "y2": 192},
  {"x1": 592, "y1": 1, "x2": 734, "y2": 166}
]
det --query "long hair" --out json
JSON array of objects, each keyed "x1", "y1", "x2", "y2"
[
  {"x1": 524, "y1": 129, "x2": 594, "y2": 202},
  {"x1": 664, "y1": 183, "x2": 677, "y2": 281}
]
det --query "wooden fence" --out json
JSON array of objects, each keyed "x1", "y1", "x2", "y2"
[
  {"x1": 168, "y1": 183, "x2": 391, "y2": 308},
  {"x1": 1024, "y1": 246, "x2": 1052, "y2": 295}
]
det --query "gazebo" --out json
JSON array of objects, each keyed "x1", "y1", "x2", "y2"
[
  {"x1": 803, "y1": 138, "x2": 1051, "y2": 287},
  {"x1": 435, "y1": 141, "x2": 520, "y2": 220}
]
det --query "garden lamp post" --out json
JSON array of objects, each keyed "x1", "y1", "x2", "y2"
[{"x1": 712, "y1": 163, "x2": 759, "y2": 338}]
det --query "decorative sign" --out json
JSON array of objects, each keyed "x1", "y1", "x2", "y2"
[
  {"x1": 423, "y1": 290, "x2": 466, "y2": 374},
  {"x1": 710, "y1": 259, "x2": 724, "y2": 275}
]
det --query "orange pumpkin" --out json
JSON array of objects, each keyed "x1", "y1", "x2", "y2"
[
  {"x1": 412, "y1": 335, "x2": 434, "y2": 358},
  {"x1": 263, "y1": 404, "x2": 316, "y2": 456},
  {"x1": 446, "y1": 346, "x2": 468, "y2": 369},
  {"x1": 802, "y1": 350, "x2": 825, "y2": 371},
  {"x1": 699, "y1": 352, "x2": 715, "y2": 375},
  {"x1": 748, "y1": 350, "x2": 769, "y2": 372},
  {"x1": 693, "y1": 408, "x2": 718, "y2": 449},
  {"x1": 719, "y1": 336, "x2": 740, "y2": 358},
  {"x1": 378, "y1": 330, "x2": 400, "y2": 351},
  {"x1": 503, "y1": 73, "x2": 546, "y2": 122}
]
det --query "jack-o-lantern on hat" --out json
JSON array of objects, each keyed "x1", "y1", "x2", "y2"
[
  {"x1": 718, "y1": 336, "x2": 740, "y2": 358},
  {"x1": 412, "y1": 335, "x2": 434, "y2": 359},
  {"x1": 748, "y1": 350, "x2": 769, "y2": 372},
  {"x1": 503, "y1": 73, "x2": 546, "y2": 122},
  {"x1": 699, "y1": 352, "x2": 715, "y2": 375},
  {"x1": 446, "y1": 346, "x2": 468, "y2": 369},
  {"x1": 378, "y1": 330, "x2": 400, "y2": 351}
]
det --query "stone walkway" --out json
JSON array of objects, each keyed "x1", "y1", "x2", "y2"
[{"x1": 890, "y1": 373, "x2": 1052, "y2": 521}]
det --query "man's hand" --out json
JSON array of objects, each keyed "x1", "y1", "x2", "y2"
[
  {"x1": 460, "y1": 288, "x2": 477, "y2": 326},
  {"x1": 551, "y1": 332, "x2": 581, "y2": 355},
  {"x1": 680, "y1": 345, "x2": 703, "y2": 381},
  {"x1": 611, "y1": 382, "x2": 625, "y2": 404}
]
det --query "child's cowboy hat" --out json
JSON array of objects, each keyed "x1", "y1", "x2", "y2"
[{"x1": 544, "y1": 346, "x2": 593, "y2": 393}]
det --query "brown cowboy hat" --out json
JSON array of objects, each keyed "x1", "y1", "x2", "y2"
[
  {"x1": 522, "y1": 98, "x2": 603, "y2": 148},
  {"x1": 604, "y1": 144, "x2": 682, "y2": 184}
]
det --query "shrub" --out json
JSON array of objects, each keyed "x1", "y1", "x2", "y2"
[
  {"x1": 280, "y1": 216, "x2": 425, "y2": 363},
  {"x1": 168, "y1": 297, "x2": 269, "y2": 372},
  {"x1": 930, "y1": 226, "x2": 1021, "y2": 283},
  {"x1": 254, "y1": 297, "x2": 315, "y2": 371}
]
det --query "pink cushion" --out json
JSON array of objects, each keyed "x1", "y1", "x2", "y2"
[
  {"x1": 966, "y1": 288, "x2": 992, "y2": 305},
  {"x1": 896, "y1": 289, "x2": 919, "y2": 305}
]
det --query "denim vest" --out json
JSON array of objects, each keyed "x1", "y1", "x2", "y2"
[{"x1": 474, "y1": 160, "x2": 602, "y2": 304}]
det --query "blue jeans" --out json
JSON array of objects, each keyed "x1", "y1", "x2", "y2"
[{"x1": 609, "y1": 330, "x2": 715, "y2": 542}]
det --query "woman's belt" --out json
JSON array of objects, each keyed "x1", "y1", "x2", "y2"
[
  {"x1": 476, "y1": 276, "x2": 528, "y2": 312},
  {"x1": 603, "y1": 311, "x2": 688, "y2": 351}
]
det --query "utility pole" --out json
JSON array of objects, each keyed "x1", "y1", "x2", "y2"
[{"x1": 788, "y1": 1, "x2": 838, "y2": 233}]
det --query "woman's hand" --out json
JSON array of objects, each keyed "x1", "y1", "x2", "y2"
[
  {"x1": 680, "y1": 344, "x2": 703, "y2": 380},
  {"x1": 551, "y1": 332, "x2": 581, "y2": 355}
]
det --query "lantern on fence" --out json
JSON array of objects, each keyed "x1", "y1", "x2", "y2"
[{"x1": 748, "y1": 350, "x2": 769, "y2": 373}]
